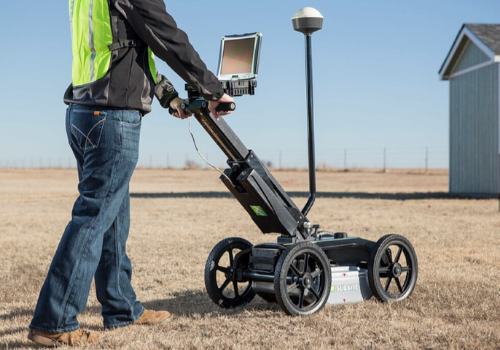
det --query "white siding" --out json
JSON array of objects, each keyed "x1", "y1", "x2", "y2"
[
  {"x1": 449, "y1": 63, "x2": 499, "y2": 194},
  {"x1": 454, "y1": 41, "x2": 491, "y2": 73}
]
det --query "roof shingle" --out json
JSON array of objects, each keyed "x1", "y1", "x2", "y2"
[{"x1": 465, "y1": 24, "x2": 500, "y2": 54}]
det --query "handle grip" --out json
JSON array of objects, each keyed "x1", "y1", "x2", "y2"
[
  {"x1": 215, "y1": 102, "x2": 236, "y2": 112},
  {"x1": 168, "y1": 102, "x2": 189, "y2": 115},
  {"x1": 168, "y1": 101, "x2": 236, "y2": 115}
]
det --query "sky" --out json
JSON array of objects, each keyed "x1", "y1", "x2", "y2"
[{"x1": 1, "y1": 0, "x2": 500, "y2": 169}]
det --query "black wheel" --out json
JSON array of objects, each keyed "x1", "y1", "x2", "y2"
[
  {"x1": 205, "y1": 237, "x2": 255, "y2": 308},
  {"x1": 274, "y1": 242, "x2": 331, "y2": 316},
  {"x1": 368, "y1": 234, "x2": 418, "y2": 302}
]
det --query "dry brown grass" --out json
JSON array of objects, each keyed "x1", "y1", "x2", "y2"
[{"x1": 1, "y1": 168, "x2": 499, "y2": 349}]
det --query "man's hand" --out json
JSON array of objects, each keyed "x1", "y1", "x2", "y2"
[
  {"x1": 169, "y1": 97, "x2": 191, "y2": 119},
  {"x1": 208, "y1": 93, "x2": 234, "y2": 121}
]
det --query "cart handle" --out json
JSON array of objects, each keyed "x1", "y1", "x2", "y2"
[{"x1": 168, "y1": 101, "x2": 235, "y2": 115}]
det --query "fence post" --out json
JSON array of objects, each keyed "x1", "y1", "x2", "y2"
[
  {"x1": 344, "y1": 148, "x2": 347, "y2": 171},
  {"x1": 425, "y1": 147, "x2": 428, "y2": 174},
  {"x1": 383, "y1": 148, "x2": 386, "y2": 173}
]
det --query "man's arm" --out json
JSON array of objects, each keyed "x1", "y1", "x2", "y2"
[
  {"x1": 154, "y1": 73, "x2": 191, "y2": 119},
  {"x1": 154, "y1": 73, "x2": 179, "y2": 108},
  {"x1": 112, "y1": 0, "x2": 223, "y2": 102}
]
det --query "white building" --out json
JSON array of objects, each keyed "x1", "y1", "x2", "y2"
[{"x1": 439, "y1": 24, "x2": 500, "y2": 195}]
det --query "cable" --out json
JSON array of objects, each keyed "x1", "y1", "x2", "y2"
[{"x1": 188, "y1": 116, "x2": 231, "y2": 181}]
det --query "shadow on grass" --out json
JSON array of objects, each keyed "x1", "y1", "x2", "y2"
[
  {"x1": 79, "y1": 290, "x2": 277, "y2": 319},
  {"x1": 139, "y1": 290, "x2": 279, "y2": 318},
  {"x1": 131, "y1": 191, "x2": 498, "y2": 200},
  {"x1": 0, "y1": 290, "x2": 274, "y2": 348},
  {"x1": 0, "y1": 340, "x2": 41, "y2": 349}
]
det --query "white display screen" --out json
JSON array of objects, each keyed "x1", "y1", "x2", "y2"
[{"x1": 217, "y1": 33, "x2": 261, "y2": 81}]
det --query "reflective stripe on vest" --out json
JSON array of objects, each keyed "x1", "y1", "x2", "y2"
[
  {"x1": 69, "y1": 0, "x2": 113, "y2": 86},
  {"x1": 148, "y1": 47, "x2": 157, "y2": 84},
  {"x1": 69, "y1": 0, "x2": 157, "y2": 86}
]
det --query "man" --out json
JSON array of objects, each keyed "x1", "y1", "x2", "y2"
[{"x1": 28, "y1": 0, "x2": 233, "y2": 346}]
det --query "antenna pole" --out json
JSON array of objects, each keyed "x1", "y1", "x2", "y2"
[
  {"x1": 302, "y1": 34, "x2": 316, "y2": 216},
  {"x1": 292, "y1": 7, "x2": 323, "y2": 216}
]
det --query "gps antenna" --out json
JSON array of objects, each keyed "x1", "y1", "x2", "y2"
[{"x1": 292, "y1": 7, "x2": 323, "y2": 216}]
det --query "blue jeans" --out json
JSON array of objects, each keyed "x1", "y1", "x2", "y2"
[{"x1": 30, "y1": 104, "x2": 145, "y2": 333}]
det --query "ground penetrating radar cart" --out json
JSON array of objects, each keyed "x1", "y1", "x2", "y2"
[{"x1": 172, "y1": 8, "x2": 418, "y2": 316}]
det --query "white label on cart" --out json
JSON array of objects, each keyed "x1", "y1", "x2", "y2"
[{"x1": 331, "y1": 283, "x2": 360, "y2": 293}]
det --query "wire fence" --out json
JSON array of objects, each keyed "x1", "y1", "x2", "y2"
[{"x1": 0, "y1": 147, "x2": 448, "y2": 170}]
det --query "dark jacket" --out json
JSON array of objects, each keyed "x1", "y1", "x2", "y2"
[{"x1": 64, "y1": 0, "x2": 223, "y2": 114}]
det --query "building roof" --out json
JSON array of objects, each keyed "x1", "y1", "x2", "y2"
[
  {"x1": 465, "y1": 24, "x2": 500, "y2": 54},
  {"x1": 439, "y1": 24, "x2": 500, "y2": 80}
]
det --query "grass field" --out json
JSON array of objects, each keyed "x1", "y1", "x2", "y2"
[{"x1": 1, "y1": 168, "x2": 499, "y2": 349}]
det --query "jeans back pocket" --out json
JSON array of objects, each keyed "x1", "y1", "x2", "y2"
[{"x1": 70, "y1": 109, "x2": 107, "y2": 152}]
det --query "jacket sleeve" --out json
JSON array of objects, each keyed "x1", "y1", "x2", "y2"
[
  {"x1": 112, "y1": 0, "x2": 223, "y2": 101},
  {"x1": 154, "y1": 73, "x2": 179, "y2": 108}
]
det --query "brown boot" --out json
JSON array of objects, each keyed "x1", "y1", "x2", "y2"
[
  {"x1": 133, "y1": 309, "x2": 171, "y2": 325},
  {"x1": 27, "y1": 328, "x2": 101, "y2": 347}
]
